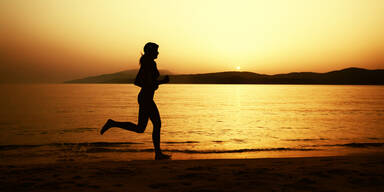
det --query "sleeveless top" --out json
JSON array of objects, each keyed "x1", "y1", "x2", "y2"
[{"x1": 134, "y1": 56, "x2": 159, "y2": 88}]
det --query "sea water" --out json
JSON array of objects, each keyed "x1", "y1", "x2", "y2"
[{"x1": 0, "y1": 84, "x2": 383, "y2": 163}]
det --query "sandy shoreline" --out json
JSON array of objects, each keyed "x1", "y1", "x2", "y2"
[{"x1": 1, "y1": 154, "x2": 383, "y2": 192}]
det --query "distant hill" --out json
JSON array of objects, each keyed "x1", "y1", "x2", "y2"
[
  {"x1": 65, "y1": 69, "x2": 173, "y2": 84},
  {"x1": 65, "y1": 67, "x2": 384, "y2": 85}
]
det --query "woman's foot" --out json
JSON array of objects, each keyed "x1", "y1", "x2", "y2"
[
  {"x1": 155, "y1": 153, "x2": 171, "y2": 160},
  {"x1": 100, "y1": 119, "x2": 113, "y2": 135}
]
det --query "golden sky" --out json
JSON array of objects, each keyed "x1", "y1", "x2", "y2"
[{"x1": 0, "y1": 0, "x2": 383, "y2": 82}]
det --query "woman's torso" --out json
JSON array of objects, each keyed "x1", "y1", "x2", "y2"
[
  {"x1": 136, "y1": 57, "x2": 159, "y2": 102},
  {"x1": 135, "y1": 57, "x2": 159, "y2": 89}
]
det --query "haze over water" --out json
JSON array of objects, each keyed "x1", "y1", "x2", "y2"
[{"x1": 0, "y1": 84, "x2": 383, "y2": 163}]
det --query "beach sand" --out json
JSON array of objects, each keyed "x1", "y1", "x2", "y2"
[{"x1": 1, "y1": 154, "x2": 383, "y2": 192}]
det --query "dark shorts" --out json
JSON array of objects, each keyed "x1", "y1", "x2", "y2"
[{"x1": 138, "y1": 89, "x2": 155, "y2": 105}]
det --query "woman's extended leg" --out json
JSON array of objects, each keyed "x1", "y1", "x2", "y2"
[{"x1": 100, "y1": 105, "x2": 149, "y2": 134}]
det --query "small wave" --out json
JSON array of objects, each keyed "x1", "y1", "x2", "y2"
[
  {"x1": 60, "y1": 127, "x2": 97, "y2": 133},
  {"x1": 367, "y1": 137, "x2": 384, "y2": 140},
  {"x1": 0, "y1": 142, "x2": 144, "y2": 151},
  {"x1": 232, "y1": 139, "x2": 245, "y2": 143},
  {"x1": 85, "y1": 147, "x2": 316, "y2": 154},
  {"x1": 168, "y1": 148, "x2": 316, "y2": 153},
  {"x1": 0, "y1": 144, "x2": 42, "y2": 150},
  {"x1": 325, "y1": 142, "x2": 384, "y2": 148},
  {"x1": 302, "y1": 142, "x2": 384, "y2": 148},
  {"x1": 50, "y1": 142, "x2": 144, "y2": 146},
  {"x1": 285, "y1": 138, "x2": 329, "y2": 142},
  {"x1": 86, "y1": 148, "x2": 153, "y2": 153},
  {"x1": 163, "y1": 141, "x2": 199, "y2": 144}
]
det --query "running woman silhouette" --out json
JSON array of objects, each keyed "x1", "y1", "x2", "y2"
[{"x1": 101, "y1": 42, "x2": 171, "y2": 160}]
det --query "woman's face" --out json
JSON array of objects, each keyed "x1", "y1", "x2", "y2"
[
  {"x1": 153, "y1": 49, "x2": 159, "y2": 59},
  {"x1": 146, "y1": 49, "x2": 159, "y2": 59}
]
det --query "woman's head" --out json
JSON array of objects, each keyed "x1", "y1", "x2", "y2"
[{"x1": 143, "y1": 42, "x2": 159, "y2": 59}]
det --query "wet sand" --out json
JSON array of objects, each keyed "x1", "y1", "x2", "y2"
[{"x1": 1, "y1": 154, "x2": 383, "y2": 192}]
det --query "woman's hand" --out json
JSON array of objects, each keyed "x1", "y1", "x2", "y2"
[
  {"x1": 157, "y1": 75, "x2": 170, "y2": 85},
  {"x1": 163, "y1": 75, "x2": 170, "y2": 84}
]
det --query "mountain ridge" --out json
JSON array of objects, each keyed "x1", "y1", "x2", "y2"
[{"x1": 65, "y1": 67, "x2": 384, "y2": 85}]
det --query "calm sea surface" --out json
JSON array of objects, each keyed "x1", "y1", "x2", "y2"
[{"x1": 0, "y1": 84, "x2": 383, "y2": 163}]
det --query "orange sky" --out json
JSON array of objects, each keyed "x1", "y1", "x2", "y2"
[{"x1": 0, "y1": 0, "x2": 383, "y2": 83}]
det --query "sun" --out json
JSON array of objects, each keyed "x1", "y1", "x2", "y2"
[{"x1": 236, "y1": 66, "x2": 241, "y2": 71}]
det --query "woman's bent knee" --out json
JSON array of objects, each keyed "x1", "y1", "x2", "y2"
[{"x1": 136, "y1": 126, "x2": 146, "y2": 133}]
